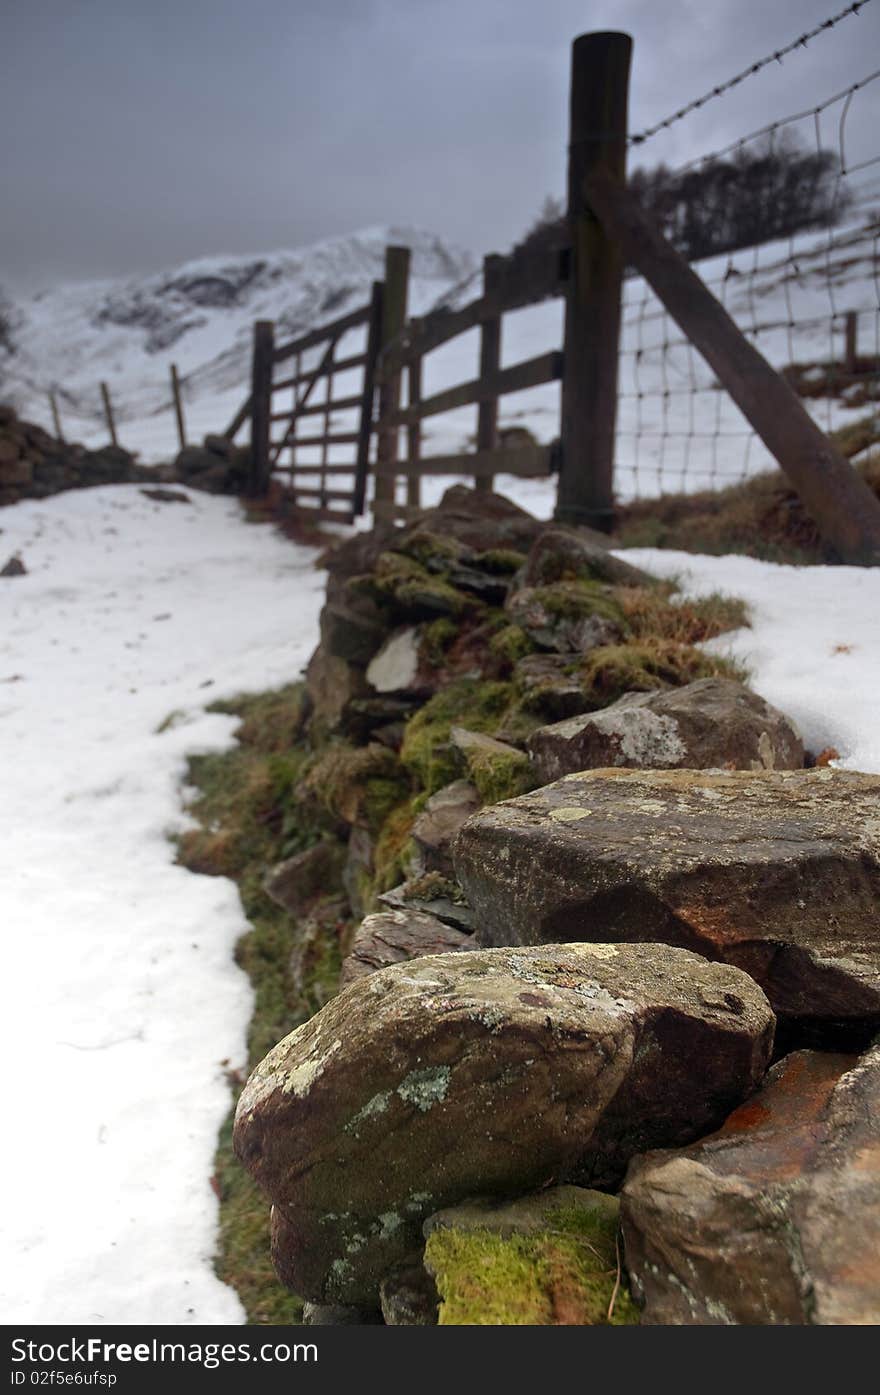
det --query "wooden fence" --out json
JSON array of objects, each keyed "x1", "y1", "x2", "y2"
[{"x1": 234, "y1": 29, "x2": 880, "y2": 564}]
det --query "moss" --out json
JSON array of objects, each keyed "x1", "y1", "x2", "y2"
[
  {"x1": 489, "y1": 624, "x2": 534, "y2": 665},
  {"x1": 371, "y1": 798, "x2": 421, "y2": 897},
  {"x1": 473, "y1": 547, "x2": 528, "y2": 574},
  {"x1": 422, "y1": 617, "x2": 459, "y2": 665},
  {"x1": 357, "y1": 551, "x2": 473, "y2": 618},
  {"x1": 457, "y1": 738, "x2": 536, "y2": 805},
  {"x1": 616, "y1": 583, "x2": 750, "y2": 644},
  {"x1": 533, "y1": 579, "x2": 626, "y2": 627},
  {"x1": 175, "y1": 684, "x2": 350, "y2": 1324},
  {"x1": 425, "y1": 1207, "x2": 638, "y2": 1326},
  {"x1": 579, "y1": 640, "x2": 749, "y2": 707},
  {"x1": 400, "y1": 678, "x2": 517, "y2": 794},
  {"x1": 394, "y1": 529, "x2": 466, "y2": 567},
  {"x1": 300, "y1": 741, "x2": 411, "y2": 833}
]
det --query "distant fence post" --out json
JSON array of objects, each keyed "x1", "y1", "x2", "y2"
[
  {"x1": 100, "y1": 382, "x2": 119, "y2": 448},
  {"x1": 249, "y1": 320, "x2": 275, "y2": 495},
  {"x1": 844, "y1": 311, "x2": 858, "y2": 375},
  {"x1": 374, "y1": 245, "x2": 411, "y2": 516},
  {"x1": 557, "y1": 30, "x2": 632, "y2": 532},
  {"x1": 476, "y1": 253, "x2": 503, "y2": 495},
  {"x1": 170, "y1": 363, "x2": 186, "y2": 449},
  {"x1": 48, "y1": 390, "x2": 64, "y2": 443}
]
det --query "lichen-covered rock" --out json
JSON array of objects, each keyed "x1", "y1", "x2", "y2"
[
  {"x1": 379, "y1": 874, "x2": 477, "y2": 934},
  {"x1": 621, "y1": 1045, "x2": 880, "y2": 1325},
  {"x1": 526, "y1": 678, "x2": 804, "y2": 783},
  {"x1": 505, "y1": 582, "x2": 623, "y2": 654},
  {"x1": 521, "y1": 527, "x2": 656, "y2": 590},
  {"x1": 263, "y1": 840, "x2": 347, "y2": 917},
  {"x1": 423, "y1": 1186, "x2": 638, "y2": 1325},
  {"x1": 453, "y1": 767, "x2": 880, "y2": 1045},
  {"x1": 412, "y1": 780, "x2": 481, "y2": 873},
  {"x1": 339, "y1": 907, "x2": 471, "y2": 986},
  {"x1": 233, "y1": 941, "x2": 773, "y2": 1305}
]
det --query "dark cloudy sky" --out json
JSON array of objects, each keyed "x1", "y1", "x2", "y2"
[{"x1": 4, "y1": 0, "x2": 879, "y2": 287}]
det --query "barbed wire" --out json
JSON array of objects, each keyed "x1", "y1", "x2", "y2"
[{"x1": 629, "y1": 0, "x2": 873, "y2": 147}]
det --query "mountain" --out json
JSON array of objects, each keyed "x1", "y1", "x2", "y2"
[{"x1": 0, "y1": 226, "x2": 476, "y2": 463}]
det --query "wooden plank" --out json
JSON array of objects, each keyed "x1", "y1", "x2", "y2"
[
  {"x1": 375, "y1": 443, "x2": 554, "y2": 480},
  {"x1": 100, "y1": 381, "x2": 118, "y2": 448},
  {"x1": 558, "y1": 31, "x2": 631, "y2": 532},
  {"x1": 272, "y1": 304, "x2": 369, "y2": 364},
  {"x1": 273, "y1": 352, "x2": 366, "y2": 392},
  {"x1": 476, "y1": 254, "x2": 502, "y2": 495},
  {"x1": 377, "y1": 296, "x2": 482, "y2": 380},
  {"x1": 223, "y1": 393, "x2": 252, "y2": 441},
  {"x1": 270, "y1": 337, "x2": 337, "y2": 466},
  {"x1": 354, "y1": 280, "x2": 383, "y2": 518},
  {"x1": 285, "y1": 393, "x2": 364, "y2": 418},
  {"x1": 374, "y1": 247, "x2": 411, "y2": 514},
  {"x1": 250, "y1": 321, "x2": 275, "y2": 492},
  {"x1": 170, "y1": 363, "x2": 186, "y2": 449},
  {"x1": 586, "y1": 169, "x2": 880, "y2": 565},
  {"x1": 384, "y1": 351, "x2": 563, "y2": 427}
]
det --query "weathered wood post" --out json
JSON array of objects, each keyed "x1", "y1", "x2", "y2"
[
  {"x1": 48, "y1": 390, "x2": 64, "y2": 443},
  {"x1": 844, "y1": 311, "x2": 858, "y2": 376},
  {"x1": 476, "y1": 253, "x2": 503, "y2": 495},
  {"x1": 249, "y1": 319, "x2": 275, "y2": 495},
  {"x1": 100, "y1": 381, "x2": 118, "y2": 448},
  {"x1": 557, "y1": 31, "x2": 632, "y2": 531},
  {"x1": 354, "y1": 280, "x2": 383, "y2": 519},
  {"x1": 406, "y1": 354, "x2": 423, "y2": 509},
  {"x1": 374, "y1": 245, "x2": 411, "y2": 518},
  {"x1": 170, "y1": 363, "x2": 186, "y2": 449}
]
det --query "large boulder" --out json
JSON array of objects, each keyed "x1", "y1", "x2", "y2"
[
  {"x1": 453, "y1": 767, "x2": 880, "y2": 1046},
  {"x1": 526, "y1": 678, "x2": 804, "y2": 783},
  {"x1": 233, "y1": 941, "x2": 773, "y2": 1305},
  {"x1": 621, "y1": 1044, "x2": 880, "y2": 1325}
]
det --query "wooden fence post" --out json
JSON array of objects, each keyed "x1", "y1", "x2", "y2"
[
  {"x1": 557, "y1": 31, "x2": 632, "y2": 532},
  {"x1": 585, "y1": 170, "x2": 880, "y2": 566},
  {"x1": 354, "y1": 280, "x2": 383, "y2": 518},
  {"x1": 374, "y1": 245, "x2": 411, "y2": 517},
  {"x1": 100, "y1": 382, "x2": 119, "y2": 448},
  {"x1": 250, "y1": 319, "x2": 275, "y2": 495},
  {"x1": 170, "y1": 363, "x2": 186, "y2": 449},
  {"x1": 48, "y1": 390, "x2": 64, "y2": 443},
  {"x1": 406, "y1": 355, "x2": 423, "y2": 509},
  {"x1": 476, "y1": 253, "x2": 503, "y2": 495},
  {"x1": 844, "y1": 311, "x2": 858, "y2": 375}
]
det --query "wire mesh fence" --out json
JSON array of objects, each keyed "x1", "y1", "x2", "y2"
[{"x1": 616, "y1": 55, "x2": 880, "y2": 500}]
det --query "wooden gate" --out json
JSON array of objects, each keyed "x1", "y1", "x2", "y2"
[{"x1": 246, "y1": 284, "x2": 383, "y2": 524}]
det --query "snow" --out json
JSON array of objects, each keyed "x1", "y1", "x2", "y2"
[{"x1": 0, "y1": 485, "x2": 325, "y2": 1323}]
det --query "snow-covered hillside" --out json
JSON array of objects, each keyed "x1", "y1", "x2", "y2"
[{"x1": 0, "y1": 226, "x2": 475, "y2": 463}]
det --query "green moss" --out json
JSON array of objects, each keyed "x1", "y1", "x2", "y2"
[
  {"x1": 422, "y1": 617, "x2": 459, "y2": 665},
  {"x1": 489, "y1": 624, "x2": 534, "y2": 665},
  {"x1": 425, "y1": 1208, "x2": 638, "y2": 1326},
  {"x1": 457, "y1": 738, "x2": 536, "y2": 805},
  {"x1": 400, "y1": 678, "x2": 517, "y2": 794},
  {"x1": 579, "y1": 640, "x2": 749, "y2": 707},
  {"x1": 394, "y1": 529, "x2": 466, "y2": 567},
  {"x1": 357, "y1": 551, "x2": 473, "y2": 618},
  {"x1": 532, "y1": 579, "x2": 625, "y2": 627},
  {"x1": 473, "y1": 547, "x2": 528, "y2": 575},
  {"x1": 175, "y1": 684, "x2": 350, "y2": 1325},
  {"x1": 301, "y1": 741, "x2": 411, "y2": 833}
]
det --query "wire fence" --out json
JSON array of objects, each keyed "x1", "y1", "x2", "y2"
[{"x1": 617, "y1": 34, "x2": 880, "y2": 499}]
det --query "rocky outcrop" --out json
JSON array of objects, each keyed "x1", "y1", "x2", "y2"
[
  {"x1": 621, "y1": 1044, "x2": 880, "y2": 1325},
  {"x1": 339, "y1": 907, "x2": 471, "y2": 986},
  {"x1": 233, "y1": 941, "x2": 773, "y2": 1305},
  {"x1": 0, "y1": 405, "x2": 153, "y2": 506},
  {"x1": 453, "y1": 767, "x2": 880, "y2": 1046},
  {"x1": 526, "y1": 678, "x2": 804, "y2": 782}
]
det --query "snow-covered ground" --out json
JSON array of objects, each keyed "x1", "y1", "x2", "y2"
[
  {"x1": 0, "y1": 485, "x2": 325, "y2": 1323},
  {"x1": 0, "y1": 480, "x2": 878, "y2": 1324}
]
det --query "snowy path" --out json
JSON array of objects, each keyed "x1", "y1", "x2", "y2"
[
  {"x1": 0, "y1": 486, "x2": 325, "y2": 1323},
  {"x1": 1, "y1": 484, "x2": 878, "y2": 1325}
]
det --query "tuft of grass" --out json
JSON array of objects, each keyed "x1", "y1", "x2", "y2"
[
  {"x1": 578, "y1": 640, "x2": 749, "y2": 708},
  {"x1": 617, "y1": 583, "x2": 750, "y2": 644}
]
